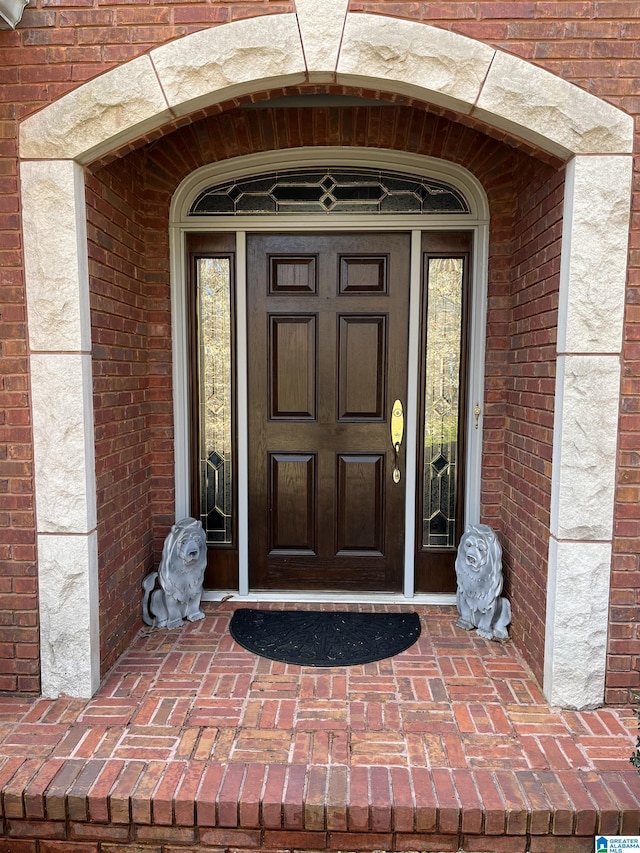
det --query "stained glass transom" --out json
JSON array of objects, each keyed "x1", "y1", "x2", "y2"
[
  {"x1": 197, "y1": 258, "x2": 233, "y2": 545},
  {"x1": 422, "y1": 257, "x2": 463, "y2": 549},
  {"x1": 189, "y1": 169, "x2": 470, "y2": 216}
]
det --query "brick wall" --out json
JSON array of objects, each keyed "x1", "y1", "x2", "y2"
[
  {"x1": 610, "y1": 200, "x2": 640, "y2": 703},
  {"x1": 0, "y1": 255, "x2": 39, "y2": 693},
  {"x1": 502, "y1": 161, "x2": 564, "y2": 680},
  {"x1": 86, "y1": 152, "x2": 155, "y2": 674},
  {"x1": 0, "y1": 0, "x2": 638, "y2": 695},
  {"x1": 0, "y1": 45, "x2": 38, "y2": 693},
  {"x1": 144, "y1": 171, "x2": 177, "y2": 568}
]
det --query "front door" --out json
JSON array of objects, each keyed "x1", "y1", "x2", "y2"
[{"x1": 247, "y1": 233, "x2": 410, "y2": 591}]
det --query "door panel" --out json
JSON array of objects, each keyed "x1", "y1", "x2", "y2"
[
  {"x1": 269, "y1": 316, "x2": 316, "y2": 418},
  {"x1": 336, "y1": 454, "x2": 384, "y2": 554},
  {"x1": 339, "y1": 256, "x2": 387, "y2": 293},
  {"x1": 270, "y1": 256, "x2": 317, "y2": 294},
  {"x1": 269, "y1": 452, "x2": 316, "y2": 553},
  {"x1": 338, "y1": 316, "x2": 386, "y2": 419},
  {"x1": 248, "y1": 233, "x2": 410, "y2": 592}
]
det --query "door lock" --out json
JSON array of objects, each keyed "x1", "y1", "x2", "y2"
[{"x1": 390, "y1": 399, "x2": 404, "y2": 483}]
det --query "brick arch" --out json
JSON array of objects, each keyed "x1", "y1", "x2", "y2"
[{"x1": 18, "y1": 2, "x2": 633, "y2": 706}]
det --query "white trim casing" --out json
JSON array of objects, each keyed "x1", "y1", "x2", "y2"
[
  {"x1": 236, "y1": 232, "x2": 250, "y2": 598},
  {"x1": 403, "y1": 229, "x2": 423, "y2": 599},
  {"x1": 18, "y1": 6, "x2": 633, "y2": 704}
]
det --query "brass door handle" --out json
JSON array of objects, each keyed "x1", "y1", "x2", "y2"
[{"x1": 390, "y1": 399, "x2": 404, "y2": 483}]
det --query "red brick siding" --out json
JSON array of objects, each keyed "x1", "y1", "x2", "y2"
[
  {"x1": 86, "y1": 152, "x2": 154, "y2": 674},
  {"x1": 144, "y1": 212, "x2": 176, "y2": 568},
  {"x1": 479, "y1": 174, "x2": 518, "y2": 532},
  {"x1": 0, "y1": 90, "x2": 38, "y2": 693},
  {"x1": 501, "y1": 162, "x2": 564, "y2": 682},
  {"x1": 609, "y1": 241, "x2": 640, "y2": 703},
  {"x1": 0, "y1": 0, "x2": 636, "y2": 695}
]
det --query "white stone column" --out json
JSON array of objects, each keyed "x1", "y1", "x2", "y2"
[
  {"x1": 544, "y1": 155, "x2": 632, "y2": 708},
  {"x1": 21, "y1": 160, "x2": 100, "y2": 698}
]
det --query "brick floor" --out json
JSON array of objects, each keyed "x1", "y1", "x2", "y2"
[{"x1": 0, "y1": 601, "x2": 638, "y2": 851}]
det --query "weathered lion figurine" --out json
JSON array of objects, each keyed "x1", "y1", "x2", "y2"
[
  {"x1": 142, "y1": 517, "x2": 207, "y2": 629},
  {"x1": 455, "y1": 523, "x2": 511, "y2": 641}
]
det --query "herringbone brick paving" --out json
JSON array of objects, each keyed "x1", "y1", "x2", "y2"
[{"x1": 0, "y1": 602, "x2": 638, "y2": 851}]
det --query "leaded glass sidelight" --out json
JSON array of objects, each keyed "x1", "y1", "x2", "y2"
[
  {"x1": 197, "y1": 258, "x2": 233, "y2": 545},
  {"x1": 422, "y1": 257, "x2": 464, "y2": 548},
  {"x1": 189, "y1": 168, "x2": 470, "y2": 216}
]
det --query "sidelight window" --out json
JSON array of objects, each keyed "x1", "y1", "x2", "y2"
[
  {"x1": 196, "y1": 257, "x2": 234, "y2": 546},
  {"x1": 421, "y1": 257, "x2": 465, "y2": 549}
]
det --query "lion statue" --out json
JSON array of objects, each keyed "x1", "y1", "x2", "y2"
[
  {"x1": 142, "y1": 518, "x2": 207, "y2": 629},
  {"x1": 454, "y1": 523, "x2": 511, "y2": 641}
]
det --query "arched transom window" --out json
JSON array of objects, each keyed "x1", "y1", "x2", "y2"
[{"x1": 188, "y1": 167, "x2": 471, "y2": 216}]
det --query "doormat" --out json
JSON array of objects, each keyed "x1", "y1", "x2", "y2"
[{"x1": 229, "y1": 609, "x2": 421, "y2": 667}]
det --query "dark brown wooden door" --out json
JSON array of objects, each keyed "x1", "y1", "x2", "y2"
[{"x1": 247, "y1": 233, "x2": 410, "y2": 592}]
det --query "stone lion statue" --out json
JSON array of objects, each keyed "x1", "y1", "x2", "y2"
[
  {"x1": 454, "y1": 523, "x2": 511, "y2": 641},
  {"x1": 142, "y1": 518, "x2": 207, "y2": 629}
]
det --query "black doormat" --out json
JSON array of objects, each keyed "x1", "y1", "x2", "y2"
[{"x1": 229, "y1": 609, "x2": 421, "y2": 667}]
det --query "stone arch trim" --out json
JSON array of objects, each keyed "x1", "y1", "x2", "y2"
[
  {"x1": 19, "y1": 1, "x2": 633, "y2": 705},
  {"x1": 18, "y1": 1, "x2": 634, "y2": 163}
]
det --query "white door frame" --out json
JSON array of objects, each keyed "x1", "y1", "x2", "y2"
[{"x1": 170, "y1": 148, "x2": 490, "y2": 602}]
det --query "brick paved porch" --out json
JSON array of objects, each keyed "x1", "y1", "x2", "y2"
[{"x1": 0, "y1": 602, "x2": 638, "y2": 852}]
